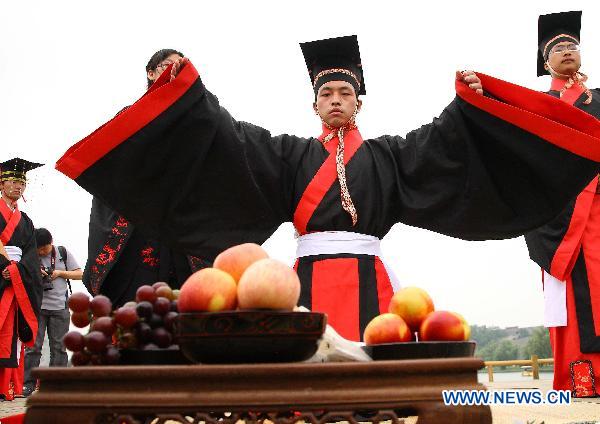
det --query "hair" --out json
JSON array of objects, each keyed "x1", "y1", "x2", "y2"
[
  {"x1": 146, "y1": 49, "x2": 184, "y2": 88},
  {"x1": 35, "y1": 228, "x2": 53, "y2": 247}
]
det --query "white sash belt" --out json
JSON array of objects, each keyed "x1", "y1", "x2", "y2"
[
  {"x1": 542, "y1": 270, "x2": 567, "y2": 327},
  {"x1": 296, "y1": 231, "x2": 401, "y2": 292},
  {"x1": 4, "y1": 246, "x2": 22, "y2": 262}
]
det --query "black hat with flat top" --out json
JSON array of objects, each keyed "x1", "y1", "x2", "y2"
[
  {"x1": 0, "y1": 158, "x2": 43, "y2": 183},
  {"x1": 538, "y1": 11, "x2": 581, "y2": 76},
  {"x1": 300, "y1": 35, "x2": 366, "y2": 96}
]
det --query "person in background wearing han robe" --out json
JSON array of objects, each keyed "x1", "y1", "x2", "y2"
[
  {"x1": 0, "y1": 158, "x2": 42, "y2": 401},
  {"x1": 525, "y1": 11, "x2": 600, "y2": 398},
  {"x1": 57, "y1": 35, "x2": 600, "y2": 342},
  {"x1": 84, "y1": 49, "x2": 210, "y2": 308}
]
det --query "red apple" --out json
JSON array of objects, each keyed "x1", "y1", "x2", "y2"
[
  {"x1": 178, "y1": 268, "x2": 237, "y2": 312},
  {"x1": 237, "y1": 258, "x2": 300, "y2": 310},
  {"x1": 450, "y1": 311, "x2": 471, "y2": 341},
  {"x1": 213, "y1": 243, "x2": 269, "y2": 282},
  {"x1": 419, "y1": 311, "x2": 465, "y2": 341},
  {"x1": 388, "y1": 287, "x2": 434, "y2": 331},
  {"x1": 363, "y1": 313, "x2": 413, "y2": 345}
]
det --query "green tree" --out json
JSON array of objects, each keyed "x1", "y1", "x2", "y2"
[
  {"x1": 475, "y1": 339, "x2": 519, "y2": 362},
  {"x1": 523, "y1": 327, "x2": 552, "y2": 359},
  {"x1": 493, "y1": 340, "x2": 519, "y2": 361},
  {"x1": 471, "y1": 326, "x2": 509, "y2": 350}
]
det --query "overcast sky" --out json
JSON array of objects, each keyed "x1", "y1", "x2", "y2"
[{"x1": 1, "y1": 0, "x2": 598, "y2": 328}]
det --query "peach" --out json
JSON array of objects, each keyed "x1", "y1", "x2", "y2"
[
  {"x1": 388, "y1": 287, "x2": 435, "y2": 331},
  {"x1": 363, "y1": 313, "x2": 413, "y2": 345},
  {"x1": 419, "y1": 311, "x2": 465, "y2": 341},
  {"x1": 213, "y1": 243, "x2": 269, "y2": 282},
  {"x1": 450, "y1": 311, "x2": 471, "y2": 341},
  {"x1": 237, "y1": 258, "x2": 300, "y2": 310},
  {"x1": 178, "y1": 268, "x2": 237, "y2": 312}
]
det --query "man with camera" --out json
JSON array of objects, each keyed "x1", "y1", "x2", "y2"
[{"x1": 22, "y1": 228, "x2": 82, "y2": 397}]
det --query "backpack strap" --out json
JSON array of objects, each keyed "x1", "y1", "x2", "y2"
[{"x1": 57, "y1": 245, "x2": 73, "y2": 296}]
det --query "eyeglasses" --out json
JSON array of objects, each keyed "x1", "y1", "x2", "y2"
[
  {"x1": 550, "y1": 43, "x2": 580, "y2": 55},
  {"x1": 156, "y1": 61, "x2": 174, "y2": 70}
]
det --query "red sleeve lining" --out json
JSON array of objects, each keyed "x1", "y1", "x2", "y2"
[
  {"x1": 56, "y1": 62, "x2": 200, "y2": 180},
  {"x1": 456, "y1": 74, "x2": 600, "y2": 162}
]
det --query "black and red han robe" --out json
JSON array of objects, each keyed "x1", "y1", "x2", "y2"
[
  {"x1": 0, "y1": 201, "x2": 42, "y2": 398},
  {"x1": 525, "y1": 79, "x2": 600, "y2": 396},
  {"x1": 57, "y1": 62, "x2": 600, "y2": 341},
  {"x1": 84, "y1": 197, "x2": 209, "y2": 307},
  {"x1": 83, "y1": 104, "x2": 209, "y2": 307}
]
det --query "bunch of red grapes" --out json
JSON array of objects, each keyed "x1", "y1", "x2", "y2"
[{"x1": 62, "y1": 282, "x2": 180, "y2": 366}]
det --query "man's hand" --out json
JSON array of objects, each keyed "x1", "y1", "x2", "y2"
[
  {"x1": 50, "y1": 269, "x2": 63, "y2": 281},
  {"x1": 456, "y1": 70, "x2": 483, "y2": 95},
  {"x1": 2, "y1": 268, "x2": 10, "y2": 281},
  {"x1": 170, "y1": 57, "x2": 190, "y2": 82}
]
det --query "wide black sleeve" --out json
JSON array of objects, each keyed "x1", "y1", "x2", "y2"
[
  {"x1": 57, "y1": 63, "x2": 310, "y2": 258},
  {"x1": 382, "y1": 75, "x2": 600, "y2": 240}
]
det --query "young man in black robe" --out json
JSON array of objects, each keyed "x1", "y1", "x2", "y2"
[
  {"x1": 525, "y1": 11, "x2": 600, "y2": 397},
  {"x1": 84, "y1": 49, "x2": 210, "y2": 307},
  {"x1": 57, "y1": 35, "x2": 600, "y2": 341},
  {"x1": 0, "y1": 158, "x2": 43, "y2": 400}
]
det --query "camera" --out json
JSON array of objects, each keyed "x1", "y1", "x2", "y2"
[{"x1": 41, "y1": 266, "x2": 54, "y2": 291}]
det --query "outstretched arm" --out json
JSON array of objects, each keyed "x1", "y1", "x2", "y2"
[
  {"x1": 386, "y1": 72, "x2": 600, "y2": 240},
  {"x1": 57, "y1": 60, "x2": 309, "y2": 258}
]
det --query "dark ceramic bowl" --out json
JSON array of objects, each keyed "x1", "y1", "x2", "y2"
[
  {"x1": 119, "y1": 347, "x2": 191, "y2": 365},
  {"x1": 362, "y1": 341, "x2": 476, "y2": 360},
  {"x1": 176, "y1": 310, "x2": 327, "y2": 364}
]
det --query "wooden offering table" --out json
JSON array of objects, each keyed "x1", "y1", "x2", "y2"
[{"x1": 26, "y1": 358, "x2": 491, "y2": 424}]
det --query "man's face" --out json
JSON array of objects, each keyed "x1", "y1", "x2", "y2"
[
  {"x1": 546, "y1": 41, "x2": 581, "y2": 76},
  {"x1": 313, "y1": 80, "x2": 362, "y2": 128},
  {"x1": 147, "y1": 53, "x2": 183, "y2": 84},
  {"x1": 0, "y1": 180, "x2": 26, "y2": 202},
  {"x1": 37, "y1": 244, "x2": 52, "y2": 257}
]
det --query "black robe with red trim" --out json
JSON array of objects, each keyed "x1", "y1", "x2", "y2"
[
  {"x1": 84, "y1": 197, "x2": 209, "y2": 307},
  {"x1": 0, "y1": 204, "x2": 42, "y2": 368},
  {"x1": 56, "y1": 62, "x2": 600, "y2": 340},
  {"x1": 525, "y1": 85, "x2": 600, "y2": 395},
  {"x1": 83, "y1": 104, "x2": 209, "y2": 306}
]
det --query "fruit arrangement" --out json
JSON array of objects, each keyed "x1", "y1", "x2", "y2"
[
  {"x1": 363, "y1": 286, "x2": 471, "y2": 345},
  {"x1": 178, "y1": 243, "x2": 300, "y2": 312},
  {"x1": 63, "y1": 282, "x2": 179, "y2": 366},
  {"x1": 63, "y1": 243, "x2": 301, "y2": 366}
]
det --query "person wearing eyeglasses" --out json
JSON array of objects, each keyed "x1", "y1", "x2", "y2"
[
  {"x1": 146, "y1": 49, "x2": 184, "y2": 89},
  {"x1": 525, "y1": 11, "x2": 600, "y2": 397},
  {"x1": 83, "y1": 49, "x2": 211, "y2": 308}
]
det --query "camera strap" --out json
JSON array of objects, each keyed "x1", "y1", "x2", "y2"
[
  {"x1": 49, "y1": 246, "x2": 56, "y2": 269},
  {"x1": 57, "y1": 246, "x2": 72, "y2": 296}
]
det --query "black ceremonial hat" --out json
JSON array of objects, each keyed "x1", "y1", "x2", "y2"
[
  {"x1": 538, "y1": 11, "x2": 581, "y2": 76},
  {"x1": 300, "y1": 35, "x2": 365, "y2": 96},
  {"x1": 0, "y1": 158, "x2": 43, "y2": 182}
]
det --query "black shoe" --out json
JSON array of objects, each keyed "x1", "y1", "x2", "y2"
[{"x1": 22, "y1": 385, "x2": 35, "y2": 397}]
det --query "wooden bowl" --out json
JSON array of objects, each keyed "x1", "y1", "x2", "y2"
[
  {"x1": 362, "y1": 341, "x2": 476, "y2": 360},
  {"x1": 176, "y1": 310, "x2": 327, "y2": 364}
]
